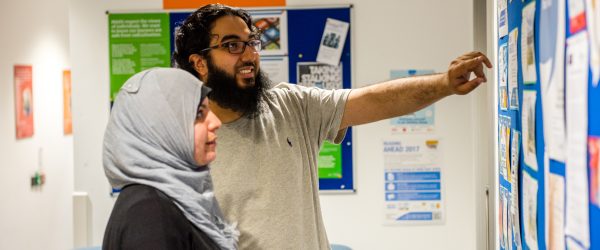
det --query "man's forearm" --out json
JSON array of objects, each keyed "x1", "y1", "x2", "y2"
[{"x1": 341, "y1": 73, "x2": 451, "y2": 128}]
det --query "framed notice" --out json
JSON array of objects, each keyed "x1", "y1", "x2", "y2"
[
  {"x1": 14, "y1": 65, "x2": 34, "y2": 139},
  {"x1": 63, "y1": 70, "x2": 72, "y2": 135},
  {"x1": 108, "y1": 13, "x2": 171, "y2": 102}
]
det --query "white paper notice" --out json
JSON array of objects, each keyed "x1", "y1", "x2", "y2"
[
  {"x1": 500, "y1": 116, "x2": 512, "y2": 180},
  {"x1": 523, "y1": 171, "x2": 539, "y2": 250},
  {"x1": 510, "y1": 130, "x2": 523, "y2": 249},
  {"x1": 499, "y1": 0, "x2": 509, "y2": 37},
  {"x1": 500, "y1": 188, "x2": 507, "y2": 249},
  {"x1": 500, "y1": 43, "x2": 509, "y2": 110},
  {"x1": 316, "y1": 18, "x2": 349, "y2": 66},
  {"x1": 585, "y1": 0, "x2": 600, "y2": 86},
  {"x1": 260, "y1": 56, "x2": 289, "y2": 84},
  {"x1": 540, "y1": 0, "x2": 567, "y2": 162},
  {"x1": 296, "y1": 62, "x2": 343, "y2": 89},
  {"x1": 548, "y1": 174, "x2": 566, "y2": 250},
  {"x1": 383, "y1": 138, "x2": 444, "y2": 225},
  {"x1": 565, "y1": 31, "x2": 590, "y2": 248},
  {"x1": 521, "y1": 2, "x2": 537, "y2": 85},
  {"x1": 522, "y1": 90, "x2": 538, "y2": 171},
  {"x1": 503, "y1": 188, "x2": 509, "y2": 248},
  {"x1": 509, "y1": 28, "x2": 519, "y2": 107}
]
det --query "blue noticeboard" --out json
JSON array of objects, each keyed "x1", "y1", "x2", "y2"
[
  {"x1": 287, "y1": 7, "x2": 353, "y2": 191},
  {"x1": 169, "y1": 6, "x2": 354, "y2": 191},
  {"x1": 498, "y1": 0, "x2": 600, "y2": 249}
]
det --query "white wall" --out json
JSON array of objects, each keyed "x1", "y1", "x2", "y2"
[
  {"x1": 310, "y1": 0, "x2": 491, "y2": 250},
  {"x1": 69, "y1": 0, "x2": 163, "y2": 247},
  {"x1": 69, "y1": 0, "x2": 493, "y2": 249},
  {"x1": 0, "y1": 0, "x2": 73, "y2": 249}
]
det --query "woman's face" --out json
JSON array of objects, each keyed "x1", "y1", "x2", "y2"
[{"x1": 194, "y1": 98, "x2": 222, "y2": 165}]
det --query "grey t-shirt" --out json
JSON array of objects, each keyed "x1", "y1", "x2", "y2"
[{"x1": 210, "y1": 83, "x2": 351, "y2": 250}]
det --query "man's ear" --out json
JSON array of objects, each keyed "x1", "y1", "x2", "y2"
[{"x1": 189, "y1": 54, "x2": 208, "y2": 81}]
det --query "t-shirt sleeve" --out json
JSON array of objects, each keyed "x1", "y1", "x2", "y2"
[{"x1": 279, "y1": 83, "x2": 352, "y2": 145}]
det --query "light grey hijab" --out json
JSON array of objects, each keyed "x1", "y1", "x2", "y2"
[{"x1": 103, "y1": 68, "x2": 238, "y2": 249}]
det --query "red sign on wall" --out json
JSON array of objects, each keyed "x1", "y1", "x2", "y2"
[
  {"x1": 14, "y1": 65, "x2": 34, "y2": 139},
  {"x1": 63, "y1": 70, "x2": 72, "y2": 135}
]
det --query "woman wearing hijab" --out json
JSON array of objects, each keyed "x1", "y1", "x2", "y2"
[{"x1": 102, "y1": 68, "x2": 238, "y2": 250}]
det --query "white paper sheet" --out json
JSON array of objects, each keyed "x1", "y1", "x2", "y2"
[
  {"x1": 316, "y1": 18, "x2": 349, "y2": 66},
  {"x1": 521, "y1": 2, "x2": 537, "y2": 85},
  {"x1": 548, "y1": 174, "x2": 566, "y2": 250},
  {"x1": 500, "y1": 188, "x2": 506, "y2": 249},
  {"x1": 260, "y1": 56, "x2": 289, "y2": 84},
  {"x1": 568, "y1": 0, "x2": 587, "y2": 33},
  {"x1": 296, "y1": 62, "x2": 342, "y2": 89},
  {"x1": 565, "y1": 31, "x2": 590, "y2": 248},
  {"x1": 499, "y1": 0, "x2": 509, "y2": 37},
  {"x1": 500, "y1": 43, "x2": 509, "y2": 110},
  {"x1": 383, "y1": 138, "x2": 444, "y2": 225},
  {"x1": 500, "y1": 116, "x2": 511, "y2": 180},
  {"x1": 585, "y1": 0, "x2": 600, "y2": 86},
  {"x1": 503, "y1": 188, "x2": 509, "y2": 248},
  {"x1": 510, "y1": 130, "x2": 523, "y2": 249},
  {"x1": 522, "y1": 90, "x2": 538, "y2": 171},
  {"x1": 523, "y1": 171, "x2": 539, "y2": 250},
  {"x1": 544, "y1": 155, "x2": 551, "y2": 248},
  {"x1": 540, "y1": 0, "x2": 567, "y2": 162},
  {"x1": 509, "y1": 28, "x2": 519, "y2": 108}
]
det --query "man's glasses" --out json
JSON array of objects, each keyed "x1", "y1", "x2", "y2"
[{"x1": 201, "y1": 39, "x2": 262, "y2": 54}]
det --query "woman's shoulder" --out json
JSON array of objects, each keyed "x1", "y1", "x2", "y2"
[{"x1": 111, "y1": 185, "x2": 187, "y2": 227}]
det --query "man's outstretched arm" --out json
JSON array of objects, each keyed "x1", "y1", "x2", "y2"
[{"x1": 339, "y1": 51, "x2": 493, "y2": 129}]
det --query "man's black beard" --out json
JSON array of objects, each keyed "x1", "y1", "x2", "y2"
[{"x1": 204, "y1": 57, "x2": 270, "y2": 118}]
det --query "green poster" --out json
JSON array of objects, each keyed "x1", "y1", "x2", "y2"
[
  {"x1": 108, "y1": 13, "x2": 171, "y2": 101},
  {"x1": 318, "y1": 141, "x2": 343, "y2": 179}
]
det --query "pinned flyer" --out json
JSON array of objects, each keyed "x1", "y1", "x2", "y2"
[
  {"x1": 383, "y1": 138, "x2": 444, "y2": 225},
  {"x1": 316, "y1": 18, "x2": 349, "y2": 66},
  {"x1": 498, "y1": 0, "x2": 508, "y2": 37},
  {"x1": 521, "y1": 2, "x2": 537, "y2": 85},
  {"x1": 522, "y1": 90, "x2": 538, "y2": 171}
]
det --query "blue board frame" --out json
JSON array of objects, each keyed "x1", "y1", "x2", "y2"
[{"x1": 499, "y1": 0, "x2": 600, "y2": 249}]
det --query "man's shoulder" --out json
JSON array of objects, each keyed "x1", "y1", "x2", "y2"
[
  {"x1": 266, "y1": 82, "x2": 315, "y2": 101},
  {"x1": 268, "y1": 82, "x2": 299, "y2": 93}
]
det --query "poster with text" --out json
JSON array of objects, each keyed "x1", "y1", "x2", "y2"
[
  {"x1": 109, "y1": 13, "x2": 171, "y2": 101},
  {"x1": 499, "y1": 43, "x2": 509, "y2": 110},
  {"x1": 260, "y1": 56, "x2": 289, "y2": 84},
  {"x1": 14, "y1": 65, "x2": 34, "y2": 139},
  {"x1": 389, "y1": 70, "x2": 435, "y2": 134},
  {"x1": 63, "y1": 70, "x2": 72, "y2": 135},
  {"x1": 521, "y1": 2, "x2": 537, "y2": 85},
  {"x1": 316, "y1": 18, "x2": 349, "y2": 66},
  {"x1": 297, "y1": 62, "x2": 342, "y2": 89},
  {"x1": 383, "y1": 138, "x2": 444, "y2": 225}
]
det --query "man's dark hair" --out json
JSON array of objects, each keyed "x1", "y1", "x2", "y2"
[{"x1": 172, "y1": 4, "x2": 257, "y2": 78}]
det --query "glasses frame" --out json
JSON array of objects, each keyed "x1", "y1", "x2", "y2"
[{"x1": 200, "y1": 39, "x2": 262, "y2": 54}]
